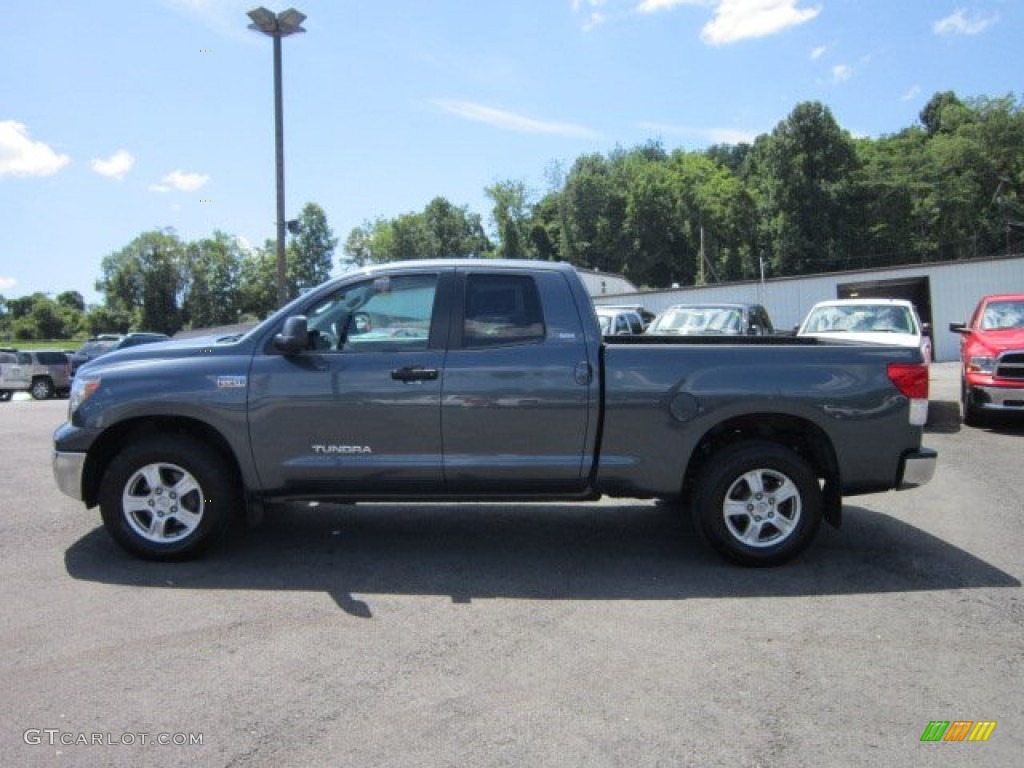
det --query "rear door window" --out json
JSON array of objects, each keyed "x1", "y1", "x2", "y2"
[{"x1": 461, "y1": 274, "x2": 545, "y2": 347}]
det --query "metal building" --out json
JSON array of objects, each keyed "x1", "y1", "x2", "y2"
[
  {"x1": 575, "y1": 267, "x2": 639, "y2": 298},
  {"x1": 592, "y1": 253, "x2": 1024, "y2": 362}
]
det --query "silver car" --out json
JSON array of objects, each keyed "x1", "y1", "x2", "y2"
[
  {"x1": 0, "y1": 351, "x2": 31, "y2": 401},
  {"x1": 15, "y1": 350, "x2": 73, "y2": 399}
]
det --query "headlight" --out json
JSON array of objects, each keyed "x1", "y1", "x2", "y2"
[
  {"x1": 967, "y1": 355, "x2": 996, "y2": 375},
  {"x1": 69, "y1": 375, "x2": 100, "y2": 415}
]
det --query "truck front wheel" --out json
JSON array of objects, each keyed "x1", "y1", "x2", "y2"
[
  {"x1": 99, "y1": 435, "x2": 237, "y2": 560},
  {"x1": 692, "y1": 441, "x2": 822, "y2": 566}
]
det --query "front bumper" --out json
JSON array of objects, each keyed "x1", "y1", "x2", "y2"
[
  {"x1": 897, "y1": 447, "x2": 937, "y2": 490},
  {"x1": 53, "y1": 451, "x2": 86, "y2": 501},
  {"x1": 967, "y1": 383, "x2": 1024, "y2": 411}
]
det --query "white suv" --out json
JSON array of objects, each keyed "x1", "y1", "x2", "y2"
[
  {"x1": 797, "y1": 299, "x2": 931, "y2": 362},
  {"x1": 595, "y1": 307, "x2": 645, "y2": 336}
]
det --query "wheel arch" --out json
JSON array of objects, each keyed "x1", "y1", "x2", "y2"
[
  {"x1": 682, "y1": 412, "x2": 842, "y2": 527},
  {"x1": 82, "y1": 416, "x2": 243, "y2": 509}
]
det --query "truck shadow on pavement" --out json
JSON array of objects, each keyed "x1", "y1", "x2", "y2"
[
  {"x1": 64, "y1": 501, "x2": 1020, "y2": 618},
  {"x1": 925, "y1": 400, "x2": 962, "y2": 434},
  {"x1": 926, "y1": 398, "x2": 1024, "y2": 435}
]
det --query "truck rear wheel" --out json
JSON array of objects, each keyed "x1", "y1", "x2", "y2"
[
  {"x1": 30, "y1": 377, "x2": 54, "y2": 400},
  {"x1": 99, "y1": 435, "x2": 237, "y2": 560},
  {"x1": 692, "y1": 441, "x2": 822, "y2": 566}
]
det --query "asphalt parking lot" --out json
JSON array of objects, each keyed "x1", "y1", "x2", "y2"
[{"x1": 1, "y1": 363, "x2": 1021, "y2": 768}]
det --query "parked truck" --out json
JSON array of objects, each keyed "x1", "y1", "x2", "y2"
[
  {"x1": 53, "y1": 260, "x2": 936, "y2": 566},
  {"x1": 949, "y1": 293, "x2": 1024, "y2": 425}
]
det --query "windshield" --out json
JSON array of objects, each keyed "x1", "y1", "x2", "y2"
[
  {"x1": 651, "y1": 307, "x2": 743, "y2": 334},
  {"x1": 802, "y1": 304, "x2": 915, "y2": 334},
  {"x1": 979, "y1": 300, "x2": 1024, "y2": 330}
]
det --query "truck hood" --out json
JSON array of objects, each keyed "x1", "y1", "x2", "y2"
[
  {"x1": 77, "y1": 332, "x2": 253, "y2": 374},
  {"x1": 972, "y1": 327, "x2": 1024, "y2": 352}
]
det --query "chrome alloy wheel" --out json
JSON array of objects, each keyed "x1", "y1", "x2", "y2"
[
  {"x1": 121, "y1": 462, "x2": 205, "y2": 544},
  {"x1": 721, "y1": 467, "x2": 802, "y2": 548}
]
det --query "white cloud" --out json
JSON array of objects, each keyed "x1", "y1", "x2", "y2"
[
  {"x1": 701, "y1": 0, "x2": 821, "y2": 45},
  {"x1": 637, "y1": 121, "x2": 758, "y2": 145},
  {"x1": 902, "y1": 85, "x2": 922, "y2": 102},
  {"x1": 810, "y1": 45, "x2": 827, "y2": 60},
  {"x1": 0, "y1": 276, "x2": 17, "y2": 291},
  {"x1": 832, "y1": 64, "x2": 852, "y2": 83},
  {"x1": 705, "y1": 126, "x2": 758, "y2": 144},
  {"x1": 583, "y1": 11, "x2": 607, "y2": 31},
  {"x1": 637, "y1": 0, "x2": 702, "y2": 12},
  {"x1": 0, "y1": 121, "x2": 70, "y2": 177},
  {"x1": 91, "y1": 150, "x2": 135, "y2": 180},
  {"x1": 436, "y1": 100, "x2": 599, "y2": 139},
  {"x1": 150, "y1": 169, "x2": 210, "y2": 192},
  {"x1": 933, "y1": 9, "x2": 998, "y2": 36}
]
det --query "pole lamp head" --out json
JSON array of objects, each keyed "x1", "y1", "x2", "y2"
[{"x1": 247, "y1": 7, "x2": 306, "y2": 37}]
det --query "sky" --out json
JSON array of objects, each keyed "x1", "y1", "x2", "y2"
[{"x1": 1, "y1": 0, "x2": 1020, "y2": 305}]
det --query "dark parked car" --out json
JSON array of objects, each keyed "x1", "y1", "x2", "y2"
[
  {"x1": 70, "y1": 338, "x2": 121, "y2": 376},
  {"x1": 646, "y1": 303, "x2": 776, "y2": 336},
  {"x1": 70, "y1": 333, "x2": 170, "y2": 375}
]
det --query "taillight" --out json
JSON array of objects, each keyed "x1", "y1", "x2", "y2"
[
  {"x1": 887, "y1": 363, "x2": 928, "y2": 398},
  {"x1": 887, "y1": 362, "x2": 929, "y2": 425}
]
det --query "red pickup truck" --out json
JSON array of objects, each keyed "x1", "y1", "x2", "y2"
[{"x1": 950, "y1": 293, "x2": 1024, "y2": 425}]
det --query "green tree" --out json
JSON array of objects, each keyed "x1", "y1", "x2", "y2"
[
  {"x1": 528, "y1": 193, "x2": 562, "y2": 262},
  {"x1": 97, "y1": 229, "x2": 185, "y2": 333},
  {"x1": 236, "y1": 241, "x2": 278, "y2": 320},
  {"x1": 85, "y1": 305, "x2": 134, "y2": 336},
  {"x1": 423, "y1": 197, "x2": 490, "y2": 257},
  {"x1": 342, "y1": 224, "x2": 374, "y2": 267},
  {"x1": 560, "y1": 152, "x2": 629, "y2": 273},
  {"x1": 287, "y1": 202, "x2": 337, "y2": 295},
  {"x1": 56, "y1": 291, "x2": 86, "y2": 313},
  {"x1": 486, "y1": 180, "x2": 535, "y2": 259},
  {"x1": 343, "y1": 199, "x2": 491, "y2": 266},
  {"x1": 182, "y1": 231, "x2": 244, "y2": 329},
  {"x1": 749, "y1": 101, "x2": 860, "y2": 275}
]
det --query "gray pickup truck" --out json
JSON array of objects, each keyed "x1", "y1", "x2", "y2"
[{"x1": 53, "y1": 259, "x2": 936, "y2": 566}]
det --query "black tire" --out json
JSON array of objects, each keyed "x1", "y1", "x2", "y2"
[
  {"x1": 692, "y1": 441, "x2": 822, "y2": 567},
  {"x1": 99, "y1": 434, "x2": 238, "y2": 561},
  {"x1": 961, "y1": 378, "x2": 984, "y2": 427},
  {"x1": 30, "y1": 377, "x2": 55, "y2": 400},
  {"x1": 0, "y1": 390, "x2": 12, "y2": 402}
]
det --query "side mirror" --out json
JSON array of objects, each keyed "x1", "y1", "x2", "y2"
[
  {"x1": 948, "y1": 322, "x2": 967, "y2": 334},
  {"x1": 274, "y1": 315, "x2": 309, "y2": 354}
]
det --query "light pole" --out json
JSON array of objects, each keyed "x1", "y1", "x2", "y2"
[{"x1": 247, "y1": 6, "x2": 306, "y2": 308}]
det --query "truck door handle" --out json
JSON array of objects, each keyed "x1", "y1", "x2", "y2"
[{"x1": 391, "y1": 366, "x2": 439, "y2": 382}]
